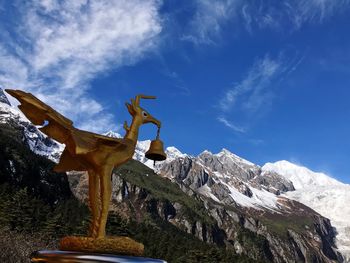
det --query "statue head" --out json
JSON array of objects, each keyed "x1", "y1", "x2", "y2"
[{"x1": 125, "y1": 94, "x2": 161, "y2": 128}]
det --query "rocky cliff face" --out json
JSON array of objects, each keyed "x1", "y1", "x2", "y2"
[
  {"x1": 68, "y1": 159, "x2": 342, "y2": 262},
  {"x1": 263, "y1": 161, "x2": 350, "y2": 262},
  {"x1": 157, "y1": 153, "x2": 343, "y2": 262},
  {"x1": 134, "y1": 143, "x2": 348, "y2": 262},
  {"x1": 158, "y1": 150, "x2": 295, "y2": 202}
]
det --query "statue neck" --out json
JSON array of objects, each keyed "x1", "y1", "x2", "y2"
[{"x1": 124, "y1": 117, "x2": 142, "y2": 144}]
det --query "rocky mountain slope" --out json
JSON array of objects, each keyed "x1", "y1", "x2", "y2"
[
  {"x1": 129, "y1": 118, "x2": 350, "y2": 262},
  {"x1": 0, "y1": 88, "x2": 346, "y2": 262},
  {"x1": 69, "y1": 161, "x2": 340, "y2": 262},
  {"x1": 263, "y1": 161, "x2": 350, "y2": 262}
]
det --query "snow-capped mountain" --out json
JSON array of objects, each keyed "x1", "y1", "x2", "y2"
[
  {"x1": 157, "y1": 148, "x2": 294, "y2": 211},
  {"x1": 263, "y1": 161, "x2": 350, "y2": 262},
  {"x1": 131, "y1": 144, "x2": 349, "y2": 261},
  {"x1": 133, "y1": 147, "x2": 341, "y2": 261},
  {"x1": 103, "y1": 130, "x2": 122, "y2": 138},
  {"x1": 263, "y1": 160, "x2": 343, "y2": 189},
  {"x1": 0, "y1": 89, "x2": 64, "y2": 162},
  {"x1": 134, "y1": 147, "x2": 298, "y2": 212}
]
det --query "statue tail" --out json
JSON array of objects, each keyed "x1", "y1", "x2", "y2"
[{"x1": 5, "y1": 89, "x2": 73, "y2": 144}]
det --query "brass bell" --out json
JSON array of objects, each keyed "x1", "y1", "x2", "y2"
[{"x1": 145, "y1": 128, "x2": 167, "y2": 162}]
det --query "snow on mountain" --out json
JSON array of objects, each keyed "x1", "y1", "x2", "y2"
[
  {"x1": 219, "y1": 179, "x2": 280, "y2": 210},
  {"x1": 216, "y1": 148, "x2": 255, "y2": 167},
  {"x1": 103, "y1": 130, "x2": 122, "y2": 138},
  {"x1": 262, "y1": 160, "x2": 343, "y2": 189},
  {"x1": 0, "y1": 88, "x2": 11, "y2": 105},
  {"x1": 157, "y1": 148, "x2": 296, "y2": 212},
  {"x1": 197, "y1": 149, "x2": 261, "y2": 181},
  {"x1": 286, "y1": 185, "x2": 350, "y2": 261},
  {"x1": 133, "y1": 139, "x2": 152, "y2": 167},
  {"x1": 157, "y1": 150, "x2": 348, "y2": 261},
  {"x1": 263, "y1": 160, "x2": 350, "y2": 261},
  {"x1": 165, "y1": 146, "x2": 187, "y2": 161},
  {"x1": 134, "y1": 141, "x2": 186, "y2": 169},
  {"x1": 0, "y1": 89, "x2": 64, "y2": 162},
  {"x1": 102, "y1": 129, "x2": 187, "y2": 169}
]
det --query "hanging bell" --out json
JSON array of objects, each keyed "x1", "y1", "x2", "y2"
[
  {"x1": 145, "y1": 138, "x2": 167, "y2": 161},
  {"x1": 145, "y1": 127, "x2": 167, "y2": 162}
]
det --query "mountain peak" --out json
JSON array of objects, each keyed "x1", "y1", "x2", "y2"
[
  {"x1": 165, "y1": 146, "x2": 187, "y2": 160},
  {"x1": 199, "y1": 149, "x2": 212, "y2": 156},
  {"x1": 262, "y1": 160, "x2": 343, "y2": 190},
  {"x1": 219, "y1": 148, "x2": 231, "y2": 154},
  {"x1": 103, "y1": 130, "x2": 122, "y2": 138},
  {"x1": 215, "y1": 148, "x2": 255, "y2": 167},
  {"x1": 166, "y1": 146, "x2": 183, "y2": 155},
  {"x1": 0, "y1": 88, "x2": 11, "y2": 106}
]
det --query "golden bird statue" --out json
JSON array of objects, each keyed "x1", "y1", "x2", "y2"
[{"x1": 5, "y1": 89, "x2": 166, "y2": 256}]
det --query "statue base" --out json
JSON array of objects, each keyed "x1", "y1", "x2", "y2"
[
  {"x1": 59, "y1": 236, "x2": 144, "y2": 256},
  {"x1": 30, "y1": 250, "x2": 166, "y2": 262}
]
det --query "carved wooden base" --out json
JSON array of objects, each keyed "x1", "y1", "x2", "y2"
[{"x1": 59, "y1": 236, "x2": 144, "y2": 256}]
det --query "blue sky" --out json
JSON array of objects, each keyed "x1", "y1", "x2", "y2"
[{"x1": 0, "y1": 0, "x2": 350, "y2": 183}]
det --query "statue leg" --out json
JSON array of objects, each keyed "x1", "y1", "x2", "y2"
[
  {"x1": 97, "y1": 166, "x2": 113, "y2": 238},
  {"x1": 88, "y1": 170, "x2": 100, "y2": 238}
]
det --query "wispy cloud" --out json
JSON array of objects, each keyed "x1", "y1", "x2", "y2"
[
  {"x1": 0, "y1": 0, "x2": 162, "y2": 132},
  {"x1": 287, "y1": 0, "x2": 350, "y2": 28},
  {"x1": 184, "y1": 0, "x2": 350, "y2": 45},
  {"x1": 241, "y1": 0, "x2": 350, "y2": 32},
  {"x1": 161, "y1": 67, "x2": 191, "y2": 96},
  {"x1": 219, "y1": 55, "x2": 283, "y2": 114},
  {"x1": 217, "y1": 53, "x2": 301, "y2": 132},
  {"x1": 217, "y1": 116, "x2": 246, "y2": 133},
  {"x1": 182, "y1": 0, "x2": 240, "y2": 45}
]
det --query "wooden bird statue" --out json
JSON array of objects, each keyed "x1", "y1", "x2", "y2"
[{"x1": 5, "y1": 89, "x2": 162, "y2": 242}]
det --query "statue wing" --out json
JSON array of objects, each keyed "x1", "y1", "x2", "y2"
[
  {"x1": 5, "y1": 89, "x2": 73, "y2": 143},
  {"x1": 5, "y1": 89, "x2": 128, "y2": 155}
]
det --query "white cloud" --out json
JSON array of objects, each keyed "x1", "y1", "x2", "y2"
[
  {"x1": 0, "y1": 47, "x2": 32, "y2": 90},
  {"x1": 241, "y1": 0, "x2": 350, "y2": 31},
  {"x1": 217, "y1": 116, "x2": 246, "y2": 133},
  {"x1": 217, "y1": 53, "x2": 302, "y2": 132},
  {"x1": 219, "y1": 55, "x2": 282, "y2": 113},
  {"x1": 182, "y1": 0, "x2": 240, "y2": 45},
  {"x1": 288, "y1": 0, "x2": 350, "y2": 28},
  {"x1": 0, "y1": 0, "x2": 162, "y2": 133},
  {"x1": 184, "y1": 0, "x2": 350, "y2": 44}
]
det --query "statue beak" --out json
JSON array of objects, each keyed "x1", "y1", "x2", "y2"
[{"x1": 148, "y1": 116, "x2": 161, "y2": 128}]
